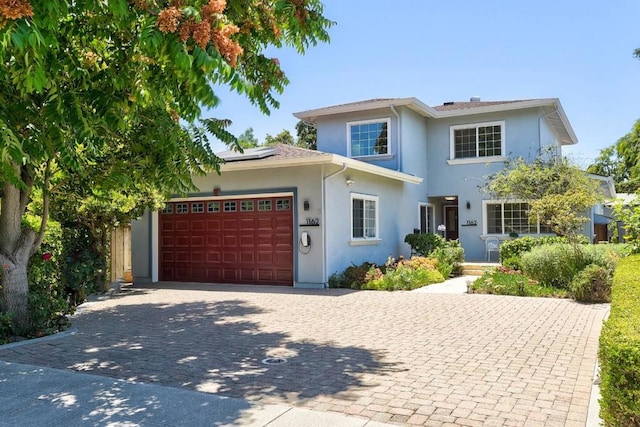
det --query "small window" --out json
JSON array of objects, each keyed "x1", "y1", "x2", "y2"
[
  {"x1": 241, "y1": 201, "x2": 254, "y2": 211},
  {"x1": 419, "y1": 204, "x2": 434, "y2": 234},
  {"x1": 207, "y1": 202, "x2": 220, "y2": 212},
  {"x1": 176, "y1": 203, "x2": 188, "y2": 214},
  {"x1": 348, "y1": 118, "x2": 390, "y2": 157},
  {"x1": 192, "y1": 202, "x2": 204, "y2": 213},
  {"x1": 258, "y1": 200, "x2": 272, "y2": 211},
  {"x1": 224, "y1": 201, "x2": 237, "y2": 212},
  {"x1": 161, "y1": 204, "x2": 173, "y2": 214},
  {"x1": 351, "y1": 194, "x2": 378, "y2": 239},
  {"x1": 276, "y1": 199, "x2": 290, "y2": 211}
]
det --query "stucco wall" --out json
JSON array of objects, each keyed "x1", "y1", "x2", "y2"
[
  {"x1": 317, "y1": 108, "x2": 400, "y2": 171},
  {"x1": 424, "y1": 108, "x2": 564, "y2": 260},
  {"x1": 324, "y1": 168, "x2": 414, "y2": 277},
  {"x1": 131, "y1": 164, "x2": 327, "y2": 287}
]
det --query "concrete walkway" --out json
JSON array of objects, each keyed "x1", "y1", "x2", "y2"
[
  {"x1": 0, "y1": 360, "x2": 393, "y2": 426},
  {"x1": 412, "y1": 275, "x2": 474, "y2": 294}
]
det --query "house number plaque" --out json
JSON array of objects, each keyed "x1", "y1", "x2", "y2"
[{"x1": 300, "y1": 217, "x2": 320, "y2": 226}]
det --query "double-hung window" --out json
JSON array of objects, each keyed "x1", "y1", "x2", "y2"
[
  {"x1": 484, "y1": 201, "x2": 553, "y2": 235},
  {"x1": 348, "y1": 118, "x2": 390, "y2": 157},
  {"x1": 449, "y1": 121, "x2": 505, "y2": 163},
  {"x1": 351, "y1": 194, "x2": 378, "y2": 240}
]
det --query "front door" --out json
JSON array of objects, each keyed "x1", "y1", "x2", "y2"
[{"x1": 444, "y1": 206, "x2": 459, "y2": 240}]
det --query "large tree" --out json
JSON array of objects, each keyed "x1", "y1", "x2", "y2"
[
  {"x1": 587, "y1": 119, "x2": 640, "y2": 193},
  {"x1": 484, "y1": 153, "x2": 602, "y2": 244},
  {"x1": 0, "y1": 0, "x2": 332, "y2": 331}
]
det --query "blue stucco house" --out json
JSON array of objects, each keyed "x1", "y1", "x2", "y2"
[{"x1": 131, "y1": 97, "x2": 610, "y2": 288}]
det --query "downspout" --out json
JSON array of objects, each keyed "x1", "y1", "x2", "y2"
[
  {"x1": 390, "y1": 105, "x2": 402, "y2": 171},
  {"x1": 322, "y1": 163, "x2": 348, "y2": 287}
]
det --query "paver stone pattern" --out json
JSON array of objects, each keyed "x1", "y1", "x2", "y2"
[{"x1": 0, "y1": 283, "x2": 607, "y2": 426}]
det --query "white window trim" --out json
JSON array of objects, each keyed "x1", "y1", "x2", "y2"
[
  {"x1": 347, "y1": 117, "x2": 391, "y2": 158},
  {"x1": 481, "y1": 199, "x2": 555, "y2": 237},
  {"x1": 350, "y1": 193, "x2": 380, "y2": 242},
  {"x1": 418, "y1": 203, "x2": 435, "y2": 234},
  {"x1": 449, "y1": 120, "x2": 505, "y2": 163}
]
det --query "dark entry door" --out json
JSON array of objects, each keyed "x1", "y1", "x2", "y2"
[{"x1": 444, "y1": 206, "x2": 459, "y2": 240}]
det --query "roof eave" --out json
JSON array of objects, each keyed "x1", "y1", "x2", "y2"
[
  {"x1": 219, "y1": 153, "x2": 422, "y2": 184},
  {"x1": 293, "y1": 98, "x2": 438, "y2": 122}
]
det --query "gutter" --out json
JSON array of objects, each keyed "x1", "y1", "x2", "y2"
[
  {"x1": 390, "y1": 104, "x2": 402, "y2": 171},
  {"x1": 321, "y1": 163, "x2": 348, "y2": 287}
]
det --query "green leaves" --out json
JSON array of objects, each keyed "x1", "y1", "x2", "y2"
[{"x1": 484, "y1": 154, "x2": 602, "y2": 238}]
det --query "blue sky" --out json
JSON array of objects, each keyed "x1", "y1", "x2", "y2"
[{"x1": 208, "y1": 0, "x2": 640, "y2": 167}]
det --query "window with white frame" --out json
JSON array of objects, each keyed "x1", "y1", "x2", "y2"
[
  {"x1": 484, "y1": 201, "x2": 553, "y2": 235},
  {"x1": 351, "y1": 194, "x2": 378, "y2": 239},
  {"x1": 450, "y1": 121, "x2": 504, "y2": 160},
  {"x1": 348, "y1": 118, "x2": 390, "y2": 157},
  {"x1": 419, "y1": 204, "x2": 434, "y2": 234}
]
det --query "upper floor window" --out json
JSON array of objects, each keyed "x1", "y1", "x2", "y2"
[
  {"x1": 348, "y1": 118, "x2": 390, "y2": 157},
  {"x1": 484, "y1": 201, "x2": 553, "y2": 235},
  {"x1": 449, "y1": 121, "x2": 505, "y2": 163}
]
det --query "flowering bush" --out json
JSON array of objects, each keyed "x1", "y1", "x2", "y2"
[{"x1": 328, "y1": 256, "x2": 445, "y2": 291}]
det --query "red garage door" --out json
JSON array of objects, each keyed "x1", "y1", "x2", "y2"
[{"x1": 159, "y1": 196, "x2": 294, "y2": 285}]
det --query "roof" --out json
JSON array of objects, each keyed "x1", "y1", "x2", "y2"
[
  {"x1": 433, "y1": 100, "x2": 532, "y2": 111},
  {"x1": 218, "y1": 144, "x2": 326, "y2": 162},
  {"x1": 294, "y1": 97, "x2": 578, "y2": 146},
  {"x1": 588, "y1": 174, "x2": 617, "y2": 199},
  {"x1": 217, "y1": 144, "x2": 422, "y2": 184}
]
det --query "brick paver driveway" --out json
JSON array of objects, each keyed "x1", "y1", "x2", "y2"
[{"x1": 0, "y1": 283, "x2": 607, "y2": 426}]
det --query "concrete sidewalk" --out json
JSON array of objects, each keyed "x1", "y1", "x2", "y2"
[{"x1": 0, "y1": 360, "x2": 393, "y2": 427}]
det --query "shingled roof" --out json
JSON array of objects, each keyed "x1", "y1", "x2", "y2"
[{"x1": 433, "y1": 100, "x2": 533, "y2": 111}]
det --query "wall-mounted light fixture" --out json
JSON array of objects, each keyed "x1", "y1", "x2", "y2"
[
  {"x1": 345, "y1": 178, "x2": 355, "y2": 187},
  {"x1": 303, "y1": 200, "x2": 310, "y2": 211},
  {"x1": 213, "y1": 187, "x2": 220, "y2": 196},
  {"x1": 466, "y1": 201, "x2": 471, "y2": 210}
]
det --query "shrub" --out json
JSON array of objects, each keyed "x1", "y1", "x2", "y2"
[
  {"x1": 61, "y1": 226, "x2": 106, "y2": 300},
  {"x1": 27, "y1": 219, "x2": 74, "y2": 335},
  {"x1": 362, "y1": 260, "x2": 444, "y2": 291},
  {"x1": 327, "y1": 272, "x2": 345, "y2": 288},
  {"x1": 0, "y1": 312, "x2": 13, "y2": 344},
  {"x1": 521, "y1": 243, "x2": 625, "y2": 289},
  {"x1": 431, "y1": 240, "x2": 464, "y2": 278},
  {"x1": 404, "y1": 233, "x2": 444, "y2": 256},
  {"x1": 499, "y1": 235, "x2": 589, "y2": 269},
  {"x1": 599, "y1": 255, "x2": 640, "y2": 425},
  {"x1": 521, "y1": 244, "x2": 578, "y2": 288},
  {"x1": 330, "y1": 262, "x2": 377, "y2": 290},
  {"x1": 471, "y1": 268, "x2": 569, "y2": 298},
  {"x1": 569, "y1": 264, "x2": 612, "y2": 303}
]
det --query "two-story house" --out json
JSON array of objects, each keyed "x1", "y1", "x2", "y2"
[{"x1": 131, "y1": 97, "x2": 601, "y2": 288}]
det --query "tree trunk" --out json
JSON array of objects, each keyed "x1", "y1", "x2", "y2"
[
  {"x1": 0, "y1": 262, "x2": 29, "y2": 333},
  {"x1": 0, "y1": 163, "x2": 42, "y2": 333}
]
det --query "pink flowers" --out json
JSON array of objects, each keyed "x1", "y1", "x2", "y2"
[{"x1": 42, "y1": 252, "x2": 52, "y2": 261}]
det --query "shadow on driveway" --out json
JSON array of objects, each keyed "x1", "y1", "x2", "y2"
[{"x1": 0, "y1": 296, "x2": 395, "y2": 407}]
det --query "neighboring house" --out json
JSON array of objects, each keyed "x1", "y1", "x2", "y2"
[
  {"x1": 132, "y1": 97, "x2": 606, "y2": 288},
  {"x1": 598, "y1": 192, "x2": 638, "y2": 243}
]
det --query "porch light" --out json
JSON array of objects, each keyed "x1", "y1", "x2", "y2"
[{"x1": 444, "y1": 196, "x2": 456, "y2": 201}]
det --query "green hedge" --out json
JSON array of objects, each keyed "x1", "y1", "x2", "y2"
[{"x1": 599, "y1": 254, "x2": 640, "y2": 425}]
